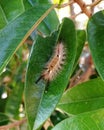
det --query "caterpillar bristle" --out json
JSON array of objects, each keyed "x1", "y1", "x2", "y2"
[
  {"x1": 35, "y1": 75, "x2": 43, "y2": 84},
  {"x1": 36, "y1": 42, "x2": 66, "y2": 83}
]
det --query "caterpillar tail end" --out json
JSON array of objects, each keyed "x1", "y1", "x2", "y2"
[{"x1": 35, "y1": 75, "x2": 43, "y2": 84}]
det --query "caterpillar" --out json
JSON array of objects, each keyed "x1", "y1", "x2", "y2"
[{"x1": 36, "y1": 42, "x2": 66, "y2": 84}]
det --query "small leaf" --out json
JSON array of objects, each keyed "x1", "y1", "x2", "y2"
[
  {"x1": 58, "y1": 78, "x2": 104, "y2": 115},
  {"x1": 25, "y1": 33, "x2": 57, "y2": 130},
  {"x1": 52, "y1": 109, "x2": 104, "y2": 130},
  {"x1": 87, "y1": 10, "x2": 104, "y2": 80},
  {"x1": 74, "y1": 30, "x2": 86, "y2": 69},
  {"x1": 25, "y1": 18, "x2": 77, "y2": 130},
  {"x1": 0, "y1": 4, "x2": 54, "y2": 75}
]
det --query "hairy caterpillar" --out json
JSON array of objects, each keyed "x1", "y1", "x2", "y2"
[{"x1": 36, "y1": 42, "x2": 66, "y2": 84}]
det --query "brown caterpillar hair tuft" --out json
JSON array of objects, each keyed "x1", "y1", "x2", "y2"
[{"x1": 36, "y1": 42, "x2": 66, "y2": 83}]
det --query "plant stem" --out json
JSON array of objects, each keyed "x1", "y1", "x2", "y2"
[
  {"x1": 55, "y1": 1, "x2": 74, "y2": 8},
  {"x1": 74, "y1": 0, "x2": 92, "y2": 17},
  {"x1": 87, "y1": 0, "x2": 102, "y2": 7}
]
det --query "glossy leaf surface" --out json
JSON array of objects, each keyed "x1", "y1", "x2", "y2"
[
  {"x1": 87, "y1": 11, "x2": 104, "y2": 79},
  {"x1": 74, "y1": 30, "x2": 86, "y2": 68},
  {"x1": 0, "y1": 0, "x2": 24, "y2": 29},
  {"x1": 25, "y1": 18, "x2": 77, "y2": 130},
  {"x1": 0, "y1": 4, "x2": 53, "y2": 75},
  {"x1": 52, "y1": 109, "x2": 104, "y2": 130},
  {"x1": 24, "y1": 0, "x2": 59, "y2": 36},
  {"x1": 58, "y1": 78, "x2": 104, "y2": 115}
]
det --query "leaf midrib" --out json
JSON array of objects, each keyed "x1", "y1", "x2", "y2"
[{"x1": 59, "y1": 96, "x2": 104, "y2": 105}]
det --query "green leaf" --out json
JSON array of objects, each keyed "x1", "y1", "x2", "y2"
[
  {"x1": 38, "y1": 10, "x2": 59, "y2": 36},
  {"x1": 0, "y1": 4, "x2": 54, "y2": 75},
  {"x1": 0, "y1": 6, "x2": 7, "y2": 29},
  {"x1": 25, "y1": 33, "x2": 57, "y2": 130},
  {"x1": 0, "y1": 0, "x2": 24, "y2": 29},
  {"x1": 52, "y1": 109, "x2": 104, "y2": 130},
  {"x1": 25, "y1": 18, "x2": 77, "y2": 130},
  {"x1": 24, "y1": 0, "x2": 60, "y2": 36},
  {"x1": 74, "y1": 30, "x2": 86, "y2": 68},
  {"x1": 58, "y1": 78, "x2": 104, "y2": 115},
  {"x1": 23, "y1": 0, "x2": 32, "y2": 10},
  {"x1": 0, "y1": 113, "x2": 9, "y2": 126},
  {"x1": 87, "y1": 10, "x2": 104, "y2": 80}
]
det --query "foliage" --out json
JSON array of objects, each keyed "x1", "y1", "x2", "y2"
[{"x1": 0, "y1": 0, "x2": 104, "y2": 130}]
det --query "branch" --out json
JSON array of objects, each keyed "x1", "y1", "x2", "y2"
[
  {"x1": 69, "y1": 55, "x2": 95, "y2": 88},
  {"x1": 71, "y1": 11, "x2": 82, "y2": 19},
  {"x1": 87, "y1": 0, "x2": 102, "y2": 7},
  {"x1": 56, "y1": 1, "x2": 74, "y2": 8},
  {"x1": 74, "y1": 0, "x2": 92, "y2": 17},
  {"x1": 0, "y1": 118, "x2": 27, "y2": 130}
]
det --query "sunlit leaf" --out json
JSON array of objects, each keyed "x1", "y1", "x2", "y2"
[
  {"x1": 58, "y1": 78, "x2": 104, "y2": 115},
  {"x1": 52, "y1": 109, "x2": 104, "y2": 130}
]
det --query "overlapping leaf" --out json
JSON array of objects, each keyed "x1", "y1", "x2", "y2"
[
  {"x1": 87, "y1": 10, "x2": 104, "y2": 80},
  {"x1": 25, "y1": 18, "x2": 77, "y2": 130},
  {"x1": 0, "y1": 0, "x2": 24, "y2": 29},
  {"x1": 74, "y1": 30, "x2": 86, "y2": 69},
  {"x1": 5, "y1": 81, "x2": 24, "y2": 119},
  {"x1": 52, "y1": 109, "x2": 104, "y2": 130},
  {"x1": 0, "y1": 4, "x2": 54, "y2": 75},
  {"x1": 58, "y1": 78, "x2": 104, "y2": 115},
  {"x1": 24, "y1": 0, "x2": 59, "y2": 36}
]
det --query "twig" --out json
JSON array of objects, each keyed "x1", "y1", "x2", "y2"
[
  {"x1": 74, "y1": 0, "x2": 92, "y2": 17},
  {"x1": 0, "y1": 118, "x2": 27, "y2": 130},
  {"x1": 71, "y1": 11, "x2": 82, "y2": 19},
  {"x1": 69, "y1": 67, "x2": 93, "y2": 88},
  {"x1": 69, "y1": 55, "x2": 95, "y2": 88},
  {"x1": 87, "y1": 0, "x2": 102, "y2": 7},
  {"x1": 69, "y1": 69, "x2": 82, "y2": 88},
  {"x1": 55, "y1": 1, "x2": 74, "y2": 8}
]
